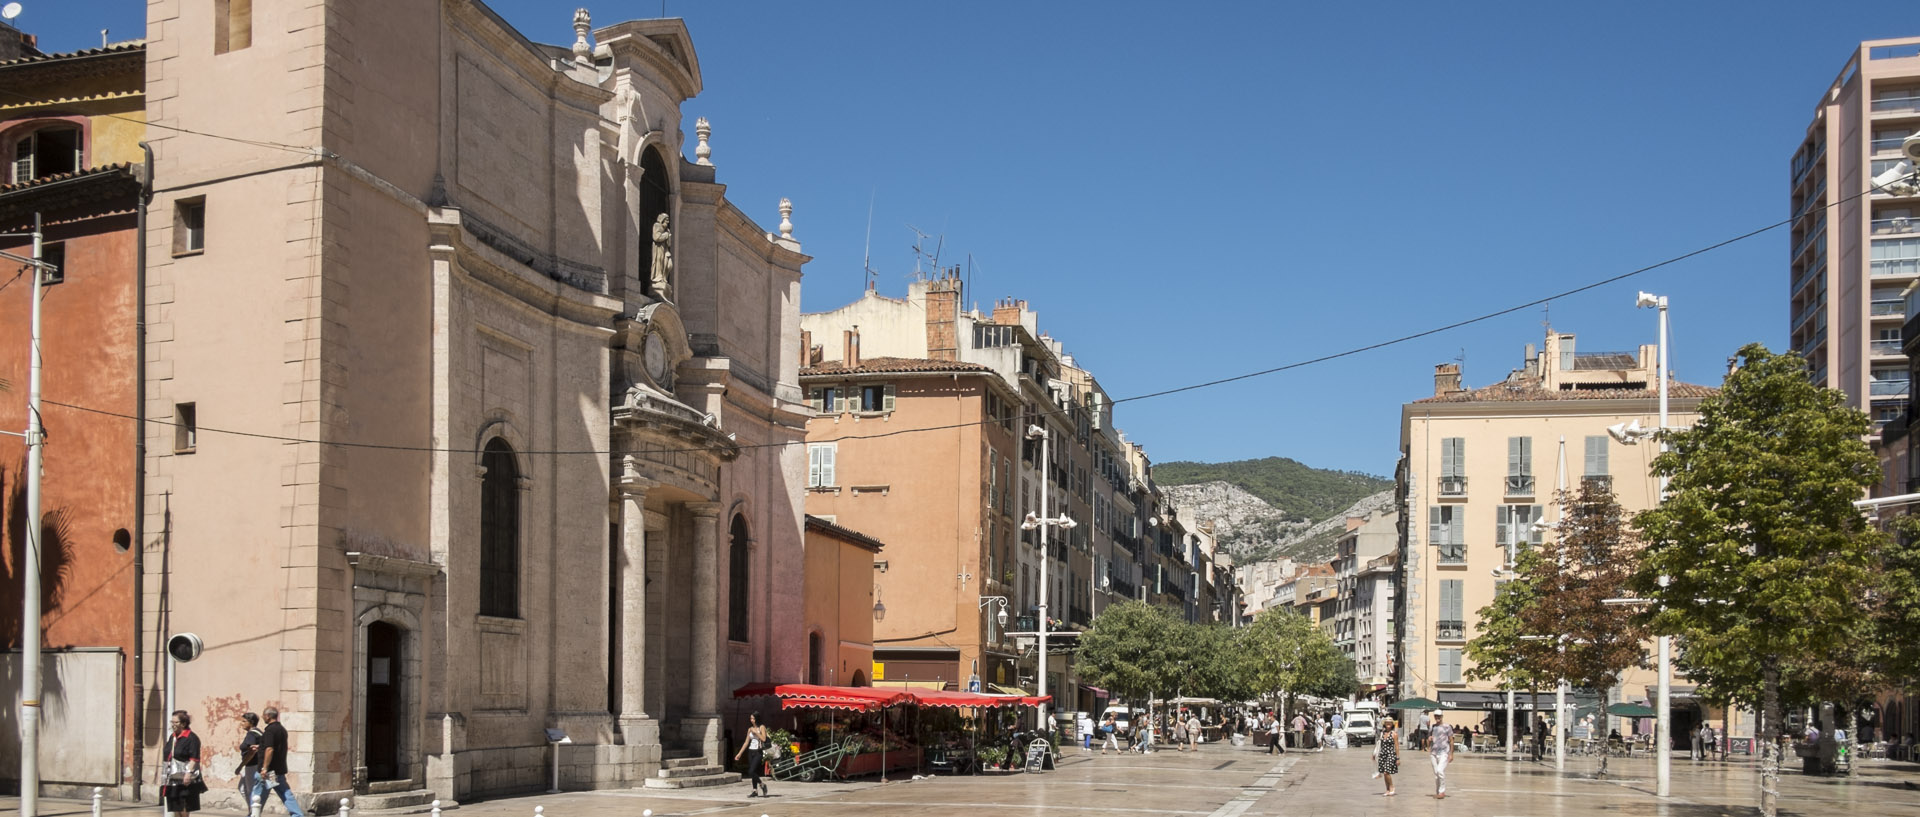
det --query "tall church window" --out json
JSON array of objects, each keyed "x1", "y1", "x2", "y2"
[
  {"x1": 480, "y1": 438, "x2": 521, "y2": 618},
  {"x1": 729, "y1": 514, "x2": 750, "y2": 642}
]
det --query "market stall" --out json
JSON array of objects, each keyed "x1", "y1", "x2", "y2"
[{"x1": 731, "y1": 683, "x2": 1051, "y2": 778}]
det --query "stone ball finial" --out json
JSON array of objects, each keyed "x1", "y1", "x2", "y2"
[
  {"x1": 572, "y1": 9, "x2": 593, "y2": 61},
  {"x1": 778, "y1": 198, "x2": 794, "y2": 240},
  {"x1": 694, "y1": 117, "x2": 712, "y2": 166}
]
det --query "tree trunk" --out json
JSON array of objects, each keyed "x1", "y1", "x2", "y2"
[
  {"x1": 1597, "y1": 686, "x2": 1610, "y2": 778},
  {"x1": 1761, "y1": 661, "x2": 1782, "y2": 817}
]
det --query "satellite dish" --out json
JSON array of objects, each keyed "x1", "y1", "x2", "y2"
[{"x1": 2, "y1": 3, "x2": 22, "y2": 21}]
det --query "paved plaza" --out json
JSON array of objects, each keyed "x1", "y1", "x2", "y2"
[{"x1": 15, "y1": 742, "x2": 1920, "y2": 817}]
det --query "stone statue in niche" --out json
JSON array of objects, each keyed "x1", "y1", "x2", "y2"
[{"x1": 650, "y1": 213, "x2": 674, "y2": 301}]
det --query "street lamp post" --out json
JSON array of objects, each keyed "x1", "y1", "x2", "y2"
[
  {"x1": 1625, "y1": 290, "x2": 1673, "y2": 798},
  {"x1": 1022, "y1": 424, "x2": 1078, "y2": 730},
  {"x1": 2, "y1": 216, "x2": 53, "y2": 817}
]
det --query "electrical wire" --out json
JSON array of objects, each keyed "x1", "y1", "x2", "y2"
[{"x1": 30, "y1": 156, "x2": 1905, "y2": 460}]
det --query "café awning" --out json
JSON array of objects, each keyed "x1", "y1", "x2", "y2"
[{"x1": 733, "y1": 683, "x2": 912, "y2": 708}]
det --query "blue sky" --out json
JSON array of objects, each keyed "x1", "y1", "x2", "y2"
[{"x1": 25, "y1": 2, "x2": 1919, "y2": 476}]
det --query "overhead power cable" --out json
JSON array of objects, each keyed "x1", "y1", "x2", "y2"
[{"x1": 35, "y1": 154, "x2": 1897, "y2": 460}]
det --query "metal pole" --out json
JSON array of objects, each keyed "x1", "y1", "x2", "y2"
[
  {"x1": 1037, "y1": 428, "x2": 1050, "y2": 730},
  {"x1": 21, "y1": 212, "x2": 45, "y2": 817},
  {"x1": 1506, "y1": 686, "x2": 1516, "y2": 762},
  {"x1": 163, "y1": 654, "x2": 174, "y2": 817},
  {"x1": 1555, "y1": 677, "x2": 1566, "y2": 770},
  {"x1": 1655, "y1": 297, "x2": 1671, "y2": 798}
]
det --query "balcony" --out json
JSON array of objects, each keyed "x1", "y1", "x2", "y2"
[
  {"x1": 1873, "y1": 339, "x2": 1905, "y2": 356},
  {"x1": 1875, "y1": 299, "x2": 1906, "y2": 318},
  {"x1": 1791, "y1": 143, "x2": 1825, "y2": 187},
  {"x1": 1875, "y1": 136, "x2": 1915, "y2": 154},
  {"x1": 1874, "y1": 217, "x2": 1920, "y2": 237},
  {"x1": 1437, "y1": 476, "x2": 1467, "y2": 497},
  {"x1": 1435, "y1": 544, "x2": 1466, "y2": 566},
  {"x1": 1873, "y1": 93, "x2": 1920, "y2": 116},
  {"x1": 1582, "y1": 475, "x2": 1613, "y2": 491},
  {"x1": 1872, "y1": 379, "x2": 1911, "y2": 398},
  {"x1": 1872, "y1": 258, "x2": 1920, "y2": 278},
  {"x1": 1790, "y1": 217, "x2": 1826, "y2": 261},
  {"x1": 1504, "y1": 474, "x2": 1535, "y2": 496},
  {"x1": 1436, "y1": 620, "x2": 1466, "y2": 641}
]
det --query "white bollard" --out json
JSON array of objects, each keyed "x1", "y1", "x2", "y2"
[
  {"x1": 534, "y1": 807, "x2": 544, "y2": 817},
  {"x1": 92, "y1": 786, "x2": 102, "y2": 817},
  {"x1": 430, "y1": 800, "x2": 442, "y2": 817},
  {"x1": 251, "y1": 794, "x2": 263, "y2": 817},
  {"x1": 339, "y1": 798, "x2": 351, "y2": 817}
]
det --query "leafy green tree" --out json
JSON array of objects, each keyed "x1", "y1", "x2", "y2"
[
  {"x1": 1633, "y1": 343, "x2": 1881, "y2": 797},
  {"x1": 1181, "y1": 622, "x2": 1260, "y2": 703},
  {"x1": 1242, "y1": 609, "x2": 1346, "y2": 713},
  {"x1": 1465, "y1": 548, "x2": 1557, "y2": 693},
  {"x1": 1077, "y1": 601, "x2": 1179, "y2": 707}
]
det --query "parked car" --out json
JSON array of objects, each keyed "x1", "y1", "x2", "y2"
[{"x1": 1343, "y1": 708, "x2": 1378, "y2": 746}]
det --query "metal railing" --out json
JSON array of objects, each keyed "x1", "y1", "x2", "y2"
[
  {"x1": 1790, "y1": 218, "x2": 1826, "y2": 260},
  {"x1": 1438, "y1": 476, "x2": 1467, "y2": 497},
  {"x1": 1873, "y1": 217, "x2": 1920, "y2": 236},
  {"x1": 1874, "y1": 135, "x2": 1917, "y2": 154},
  {"x1": 1435, "y1": 544, "x2": 1466, "y2": 565},
  {"x1": 1505, "y1": 475, "x2": 1535, "y2": 495},
  {"x1": 1792, "y1": 261, "x2": 1825, "y2": 297},
  {"x1": 1871, "y1": 380, "x2": 1911, "y2": 397},
  {"x1": 1791, "y1": 143, "x2": 1825, "y2": 187},
  {"x1": 1873, "y1": 94, "x2": 1920, "y2": 115},
  {"x1": 1436, "y1": 620, "x2": 1466, "y2": 640},
  {"x1": 1873, "y1": 299, "x2": 1905, "y2": 317},
  {"x1": 1872, "y1": 339, "x2": 1904, "y2": 356},
  {"x1": 1872, "y1": 258, "x2": 1920, "y2": 277}
]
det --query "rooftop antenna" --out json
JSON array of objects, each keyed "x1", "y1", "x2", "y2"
[
  {"x1": 907, "y1": 223, "x2": 934, "y2": 278},
  {"x1": 862, "y1": 190, "x2": 878, "y2": 292},
  {"x1": 2, "y1": 4, "x2": 23, "y2": 23}
]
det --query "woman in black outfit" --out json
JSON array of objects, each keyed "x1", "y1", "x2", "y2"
[
  {"x1": 163, "y1": 710, "x2": 204, "y2": 817},
  {"x1": 733, "y1": 712, "x2": 771, "y2": 797}
]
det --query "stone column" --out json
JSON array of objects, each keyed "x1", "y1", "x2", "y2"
[
  {"x1": 686, "y1": 501, "x2": 724, "y2": 763},
  {"x1": 616, "y1": 477, "x2": 659, "y2": 750}
]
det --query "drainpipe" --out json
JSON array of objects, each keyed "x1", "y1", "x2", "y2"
[{"x1": 132, "y1": 140, "x2": 152, "y2": 801}]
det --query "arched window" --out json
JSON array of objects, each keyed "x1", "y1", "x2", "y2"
[
  {"x1": 728, "y1": 513, "x2": 750, "y2": 642},
  {"x1": 10, "y1": 125, "x2": 80, "y2": 184},
  {"x1": 479, "y1": 438, "x2": 520, "y2": 618},
  {"x1": 638, "y1": 147, "x2": 671, "y2": 298}
]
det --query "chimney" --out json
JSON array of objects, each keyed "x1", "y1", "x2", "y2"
[
  {"x1": 844, "y1": 327, "x2": 861, "y2": 368},
  {"x1": 799, "y1": 329, "x2": 811, "y2": 368},
  {"x1": 925, "y1": 273, "x2": 961, "y2": 360},
  {"x1": 1433, "y1": 363, "x2": 1463, "y2": 397},
  {"x1": 993, "y1": 297, "x2": 1027, "y2": 327}
]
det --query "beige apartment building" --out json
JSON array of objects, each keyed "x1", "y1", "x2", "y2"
[
  {"x1": 1395, "y1": 329, "x2": 1711, "y2": 743},
  {"x1": 134, "y1": 3, "x2": 807, "y2": 809},
  {"x1": 1789, "y1": 37, "x2": 1920, "y2": 429},
  {"x1": 1331, "y1": 512, "x2": 1398, "y2": 694},
  {"x1": 800, "y1": 273, "x2": 1236, "y2": 711}
]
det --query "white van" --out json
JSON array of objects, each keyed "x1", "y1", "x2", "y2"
[
  {"x1": 1342, "y1": 708, "x2": 1379, "y2": 746},
  {"x1": 1100, "y1": 704, "x2": 1134, "y2": 737}
]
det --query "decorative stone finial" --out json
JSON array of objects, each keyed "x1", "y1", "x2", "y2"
[
  {"x1": 778, "y1": 198, "x2": 794, "y2": 240},
  {"x1": 694, "y1": 118, "x2": 712, "y2": 166},
  {"x1": 572, "y1": 9, "x2": 593, "y2": 62}
]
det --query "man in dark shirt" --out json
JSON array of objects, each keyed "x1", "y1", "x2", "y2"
[{"x1": 259, "y1": 708, "x2": 306, "y2": 817}]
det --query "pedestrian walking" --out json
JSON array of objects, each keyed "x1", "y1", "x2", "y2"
[
  {"x1": 162, "y1": 710, "x2": 205, "y2": 817},
  {"x1": 1374, "y1": 717, "x2": 1400, "y2": 796},
  {"x1": 1292, "y1": 712, "x2": 1308, "y2": 751},
  {"x1": 1099, "y1": 712, "x2": 1120, "y2": 755},
  {"x1": 1314, "y1": 714, "x2": 1327, "y2": 752},
  {"x1": 1426, "y1": 712, "x2": 1455, "y2": 799},
  {"x1": 1265, "y1": 711, "x2": 1283, "y2": 755},
  {"x1": 1331, "y1": 711, "x2": 1346, "y2": 749},
  {"x1": 1173, "y1": 711, "x2": 1190, "y2": 751},
  {"x1": 258, "y1": 708, "x2": 305, "y2": 817},
  {"x1": 236, "y1": 713, "x2": 264, "y2": 807},
  {"x1": 1531, "y1": 714, "x2": 1547, "y2": 762},
  {"x1": 1187, "y1": 712, "x2": 1203, "y2": 753},
  {"x1": 734, "y1": 712, "x2": 771, "y2": 798}
]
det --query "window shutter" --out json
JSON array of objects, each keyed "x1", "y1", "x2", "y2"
[
  {"x1": 1586, "y1": 435, "x2": 1608, "y2": 477},
  {"x1": 1449, "y1": 509, "x2": 1464, "y2": 549},
  {"x1": 1530, "y1": 506, "x2": 1545, "y2": 544},
  {"x1": 1441, "y1": 438, "x2": 1461, "y2": 477},
  {"x1": 1520, "y1": 436, "x2": 1532, "y2": 476},
  {"x1": 883, "y1": 384, "x2": 896, "y2": 412},
  {"x1": 1496, "y1": 505, "x2": 1510, "y2": 546},
  {"x1": 809, "y1": 388, "x2": 824, "y2": 413},
  {"x1": 1429, "y1": 506, "x2": 1443, "y2": 545},
  {"x1": 807, "y1": 446, "x2": 822, "y2": 486},
  {"x1": 1508, "y1": 437, "x2": 1522, "y2": 476},
  {"x1": 821, "y1": 444, "x2": 836, "y2": 487}
]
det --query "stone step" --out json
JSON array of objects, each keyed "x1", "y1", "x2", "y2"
[
  {"x1": 657, "y1": 763, "x2": 727, "y2": 779},
  {"x1": 351, "y1": 791, "x2": 457, "y2": 815},
  {"x1": 662, "y1": 756, "x2": 710, "y2": 769},
  {"x1": 642, "y1": 772, "x2": 740, "y2": 789}
]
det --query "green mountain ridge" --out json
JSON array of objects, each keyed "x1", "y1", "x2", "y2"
[{"x1": 1154, "y1": 457, "x2": 1392, "y2": 520}]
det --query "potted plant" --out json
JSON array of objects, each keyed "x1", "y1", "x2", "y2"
[
  {"x1": 977, "y1": 746, "x2": 1007, "y2": 771},
  {"x1": 769, "y1": 728, "x2": 798, "y2": 757}
]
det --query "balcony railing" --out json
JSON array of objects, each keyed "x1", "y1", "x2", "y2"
[
  {"x1": 1872, "y1": 380, "x2": 1912, "y2": 397},
  {"x1": 1790, "y1": 218, "x2": 1826, "y2": 261},
  {"x1": 1437, "y1": 476, "x2": 1467, "y2": 497},
  {"x1": 1505, "y1": 475, "x2": 1535, "y2": 496},
  {"x1": 1582, "y1": 475, "x2": 1613, "y2": 491},
  {"x1": 1792, "y1": 260, "x2": 1825, "y2": 297},
  {"x1": 1436, "y1": 620, "x2": 1466, "y2": 641},
  {"x1": 1875, "y1": 136, "x2": 1917, "y2": 154},
  {"x1": 1874, "y1": 217, "x2": 1920, "y2": 237},
  {"x1": 1873, "y1": 94, "x2": 1920, "y2": 116},
  {"x1": 1435, "y1": 544, "x2": 1466, "y2": 565},
  {"x1": 1873, "y1": 339, "x2": 1905, "y2": 356},
  {"x1": 1872, "y1": 258, "x2": 1920, "y2": 277},
  {"x1": 1791, "y1": 143, "x2": 1825, "y2": 187},
  {"x1": 1874, "y1": 299, "x2": 1905, "y2": 317}
]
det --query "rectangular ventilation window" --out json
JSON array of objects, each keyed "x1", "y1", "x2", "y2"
[
  {"x1": 174, "y1": 403, "x2": 197, "y2": 453},
  {"x1": 214, "y1": 0, "x2": 253, "y2": 54},
  {"x1": 174, "y1": 198, "x2": 205, "y2": 255},
  {"x1": 40, "y1": 242, "x2": 63, "y2": 286}
]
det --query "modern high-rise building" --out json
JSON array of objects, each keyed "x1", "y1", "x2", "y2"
[{"x1": 1788, "y1": 37, "x2": 1920, "y2": 429}]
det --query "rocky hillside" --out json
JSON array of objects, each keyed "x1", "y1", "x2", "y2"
[{"x1": 1157, "y1": 457, "x2": 1394, "y2": 565}]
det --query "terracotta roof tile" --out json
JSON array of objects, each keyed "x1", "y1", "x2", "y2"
[
  {"x1": 1414, "y1": 378, "x2": 1718, "y2": 404},
  {"x1": 801, "y1": 356, "x2": 994, "y2": 376},
  {"x1": 0, "y1": 41, "x2": 144, "y2": 67},
  {"x1": 0, "y1": 162, "x2": 136, "y2": 194}
]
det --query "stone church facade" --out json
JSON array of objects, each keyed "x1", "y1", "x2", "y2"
[{"x1": 141, "y1": 2, "x2": 805, "y2": 808}]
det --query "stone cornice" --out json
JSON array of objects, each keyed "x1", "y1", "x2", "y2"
[{"x1": 347, "y1": 552, "x2": 442, "y2": 580}]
